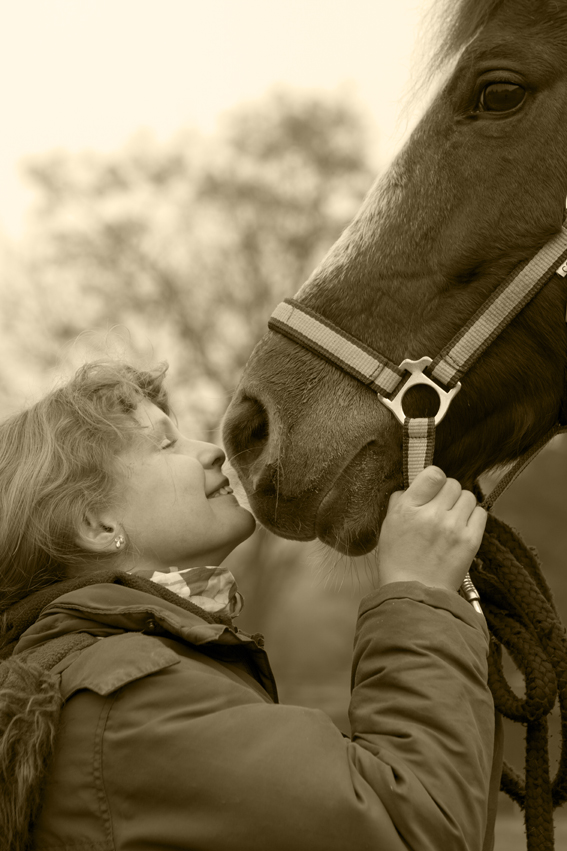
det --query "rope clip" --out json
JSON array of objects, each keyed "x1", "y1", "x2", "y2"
[{"x1": 379, "y1": 356, "x2": 462, "y2": 426}]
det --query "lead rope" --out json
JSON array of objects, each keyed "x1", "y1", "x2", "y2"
[
  {"x1": 404, "y1": 416, "x2": 567, "y2": 851},
  {"x1": 469, "y1": 495, "x2": 567, "y2": 851}
]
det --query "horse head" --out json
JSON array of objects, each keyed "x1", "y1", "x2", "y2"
[{"x1": 223, "y1": 0, "x2": 567, "y2": 555}]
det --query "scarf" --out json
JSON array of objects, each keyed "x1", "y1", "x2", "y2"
[{"x1": 129, "y1": 565, "x2": 243, "y2": 618}]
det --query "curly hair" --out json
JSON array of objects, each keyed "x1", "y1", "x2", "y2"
[{"x1": 0, "y1": 361, "x2": 170, "y2": 612}]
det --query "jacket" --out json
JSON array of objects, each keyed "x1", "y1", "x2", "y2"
[{"x1": 10, "y1": 578, "x2": 501, "y2": 851}]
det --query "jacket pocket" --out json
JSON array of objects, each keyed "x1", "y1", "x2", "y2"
[{"x1": 59, "y1": 632, "x2": 180, "y2": 700}]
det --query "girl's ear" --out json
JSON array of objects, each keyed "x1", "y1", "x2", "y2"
[{"x1": 75, "y1": 511, "x2": 122, "y2": 554}]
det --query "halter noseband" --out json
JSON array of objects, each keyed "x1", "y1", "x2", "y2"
[{"x1": 268, "y1": 226, "x2": 567, "y2": 611}]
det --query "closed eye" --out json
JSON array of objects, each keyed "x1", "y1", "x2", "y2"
[{"x1": 160, "y1": 438, "x2": 178, "y2": 450}]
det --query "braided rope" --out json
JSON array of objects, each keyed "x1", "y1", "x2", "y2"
[{"x1": 469, "y1": 501, "x2": 567, "y2": 851}]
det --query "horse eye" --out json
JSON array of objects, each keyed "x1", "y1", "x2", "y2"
[{"x1": 480, "y1": 83, "x2": 526, "y2": 112}]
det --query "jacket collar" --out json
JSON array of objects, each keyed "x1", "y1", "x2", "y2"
[
  {"x1": 14, "y1": 583, "x2": 278, "y2": 702},
  {"x1": 0, "y1": 567, "x2": 228, "y2": 661}
]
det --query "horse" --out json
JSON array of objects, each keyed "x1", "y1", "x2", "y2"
[{"x1": 222, "y1": 0, "x2": 567, "y2": 558}]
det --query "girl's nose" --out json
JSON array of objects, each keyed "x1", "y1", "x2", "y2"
[{"x1": 195, "y1": 441, "x2": 225, "y2": 469}]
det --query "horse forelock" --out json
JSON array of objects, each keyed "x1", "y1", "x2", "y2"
[
  {"x1": 427, "y1": 0, "x2": 504, "y2": 65},
  {"x1": 414, "y1": 0, "x2": 567, "y2": 103}
]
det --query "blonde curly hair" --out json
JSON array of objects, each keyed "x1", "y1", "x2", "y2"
[{"x1": 0, "y1": 361, "x2": 170, "y2": 612}]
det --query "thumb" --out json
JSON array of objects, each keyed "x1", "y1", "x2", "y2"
[{"x1": 405, "y1": 466, "x2": 447, "y2": 506}]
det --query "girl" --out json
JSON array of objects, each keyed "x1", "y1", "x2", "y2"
[{"x1": 0, "y1": 360, "x2": 493, "y2": 851}]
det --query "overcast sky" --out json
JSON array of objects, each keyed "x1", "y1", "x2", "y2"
[{"x1": 0, "y1": 0, "x2": 429, "y2": 237}]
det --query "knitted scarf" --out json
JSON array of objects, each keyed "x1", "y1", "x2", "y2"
[{"x1": 0, "y1": 568, "x2": 232, "y2": 851}]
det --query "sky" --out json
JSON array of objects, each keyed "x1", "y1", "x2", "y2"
[{"x1": 0, "y1": 0, "x2": 430, "y2": 238}]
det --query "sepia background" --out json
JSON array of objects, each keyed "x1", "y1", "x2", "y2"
[{"x1": 1, "y1": 2, "x2": 566, "y2": 847}]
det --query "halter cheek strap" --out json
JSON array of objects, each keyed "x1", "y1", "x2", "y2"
[{"x1": 268, "y1": 226, "x2": 567, "y2": 612}]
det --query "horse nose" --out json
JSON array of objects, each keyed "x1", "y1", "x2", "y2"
[{"x1": 222, "y1": 390, "x2": 273, "y2": 486}]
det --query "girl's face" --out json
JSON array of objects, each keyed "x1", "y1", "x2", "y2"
[{"x1": 113, "y1": 399, "x2": 256, "y2": 570}]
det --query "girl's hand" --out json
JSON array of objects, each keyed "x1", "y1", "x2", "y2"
[{"x1": 377, "y1": 466, "x2": 487, "y2": 592}]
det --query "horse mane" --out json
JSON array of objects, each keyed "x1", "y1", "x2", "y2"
[{"x1": 424, "y1": 0, "x2": 505, "y2": 74}]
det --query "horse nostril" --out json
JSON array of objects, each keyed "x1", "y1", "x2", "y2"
[
  {"x1": 223, "y1": 394, "x2": 270, "y2": 470},
  {"x1": 247, "y1": 399, "x2": 269, "y2": 446}
]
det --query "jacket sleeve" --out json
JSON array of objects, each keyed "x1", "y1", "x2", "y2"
[
  {"x1": 348, "y1": 582, "x2": 495, "y2": 851},
  {"x1": 47, "y1": 581, "x2": 495, "y2": 851}
]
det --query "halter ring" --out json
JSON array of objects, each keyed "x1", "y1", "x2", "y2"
[{"x1": 378, "y1": 356, "x2": 461, "y2": 426}]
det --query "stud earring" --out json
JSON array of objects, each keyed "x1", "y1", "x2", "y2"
[{"x1": 114, "y1": 535, "x2": 126, "y2": 549}]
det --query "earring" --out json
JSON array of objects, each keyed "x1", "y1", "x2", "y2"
[{"x1": 114, "y1": 535, "x2": 126, "y2": 549}]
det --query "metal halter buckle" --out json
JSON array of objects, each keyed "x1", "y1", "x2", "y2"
[{"x1": 378, "y1": 356, "x2": 461, "y2": 426}]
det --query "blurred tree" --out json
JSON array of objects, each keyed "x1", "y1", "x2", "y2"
[
  {"x1": 22, "y1": 88, "x2": 374, "y2": 432},
  {"x1": 12, "y1": 89, "x2": 377, "y2": 728}
]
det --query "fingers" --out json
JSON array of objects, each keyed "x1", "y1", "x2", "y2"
[
  {"x1": 443, "y1": 489, "x2": 486, "y2": 562},
  {"x1": 449, "y1": 491, "x2": 487, "y2": 552},
  {"x1": 396, "y1": 467, "x2": 485, "y2": 535},
  {"x1": 411, "y1": 471, "x2": 478, "y2": 515},
  {"x1": 450, "y1": 489, "x2": 478, "y2": 523},
  {"x1": 405, "y1": 466, "x2": 447, "y2": 505},
  {"x1": 467, "y1": 503, "x2": 488, "y2": 540},
  {"x1": 379, "y1": 465, "x2": 487, "y2": 593},
  {"x1": 430, "y1": 477, "x2": 463, "y2": 510}
]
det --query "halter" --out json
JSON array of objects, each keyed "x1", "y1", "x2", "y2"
[{"x1": 268, "y1": 226, "x2": 567, "y2": 612}]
